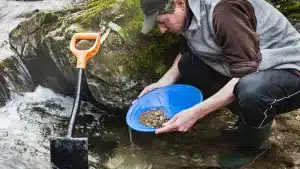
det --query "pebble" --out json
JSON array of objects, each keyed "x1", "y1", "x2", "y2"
[
  {"x1": 88, "y1": 155, "x2": 98, "y2": 163},
  {"x1": 168, "y1": 151, "x2": 176, "y2": 156},
  {"x1": 295, "y1": 159, "x2": 300, "y2": 166},
  {"x1": 295, "y1": 115, "x2": 300, "y2": 121},
  {"x1": 190, "y1": 158, "x2": 203, "y2": 164},
  {"x1": 193, "y1": 153, "x2": 200, "y2": 158},
  {"x1": 180, "y1": 155, "x2": 189, "y2": 160}
]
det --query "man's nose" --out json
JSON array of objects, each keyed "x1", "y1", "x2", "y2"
[{"x1": 158, "y1": 25, "x2": 167, "y2": 33}]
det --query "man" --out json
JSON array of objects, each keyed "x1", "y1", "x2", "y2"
[{"x1": 136, "y1": 0, "x2": 300, "y2": 168}]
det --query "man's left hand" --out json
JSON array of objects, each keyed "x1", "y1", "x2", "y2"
[{"x1": 155, "y1": 108, "x2": 201, "y2": 134}]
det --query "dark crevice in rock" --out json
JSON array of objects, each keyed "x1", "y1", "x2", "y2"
[{"x1": 0, "y1": 78, "x2": 10, "y2": 107}]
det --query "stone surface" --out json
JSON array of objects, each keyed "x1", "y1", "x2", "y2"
[{"x1": 9, "y1": 0, "x2": 180, "y2": 109}]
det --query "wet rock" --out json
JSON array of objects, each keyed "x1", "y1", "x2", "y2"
[
  {"x1": 0, "y1": 48, "x2": 34, "y2": 93},
  {"x1": 0, "y1": 42, "x2": 34, "y2": 106},
  {"x1": 0, "y1": 81, "x2": 9, "y2": 107}
]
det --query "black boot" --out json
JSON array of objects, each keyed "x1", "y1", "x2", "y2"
[{"x1": 218, "y1": 120, "x2": 273, "y2": 169}]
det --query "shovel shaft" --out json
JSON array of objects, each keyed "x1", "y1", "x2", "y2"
[{"x1": 67, "y1": 68, "x2": 83, "y2": 137}]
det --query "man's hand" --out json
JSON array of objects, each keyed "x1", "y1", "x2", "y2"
[
  {"x1": 155, "y1": 107, "x2": 201, "y2": 134},
  {"x1": 155, "y1": 78, "x2": 240, "y2": 134},
  {"x1": 132, "y1": 82, "x2": 169, "y2": 104},
  {"x1": 138, "y1": 82, "x2": 167, "y2": 98},
  {"x1": 132, "y1": 53, "x2": 182, "y2": 105}
]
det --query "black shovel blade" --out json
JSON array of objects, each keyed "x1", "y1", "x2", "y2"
[{"x1": 50, "y1": 137, "x2": 88, "y2": 169}]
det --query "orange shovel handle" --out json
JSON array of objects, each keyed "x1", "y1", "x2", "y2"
[{"x1": 70, "y1": 32, "x2": 101, "y2": 69}]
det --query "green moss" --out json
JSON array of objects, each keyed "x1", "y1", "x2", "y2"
[
  {"x1": 74, "y1": 0, "x2": 118, "y2": 28},
  {"x1": 288, "y1": 13, "x2": 300, "y2": 20},
  {"x1": 106, "y1": 0, "x2": 180, "y2": 81},
  {"x1": 273, "y1": 0, "x2": 300, "y2": 20},
  {"x1": 43, "y1": 12, "x2": 59, "y2": 23},
  {"x1": 0, "y1": 58, "x2": 16, "y2": 69},
  {"x1": 0, "y1": 58, "x2": 19, "y2": 80},
  {"x1": 111, "y1": 32, "x2": 180, "y2": 81},
  {"x1": 12, "y1": 28, "x2": 23, "y2": 37}
]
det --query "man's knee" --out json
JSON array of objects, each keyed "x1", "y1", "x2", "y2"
[
  {"x1": 234, "y1": 73, "x2": 266, "y2": 106},
  {"x1": 233, "y1": 73, "x2": 272, "y2": 127}
]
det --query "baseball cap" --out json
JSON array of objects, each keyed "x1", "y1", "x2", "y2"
[{"x1": 140, "y1": 0, "x2": 169, "y2": 33}]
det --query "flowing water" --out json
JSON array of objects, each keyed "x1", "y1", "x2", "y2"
[{"x1": 128, "y1": 127, "x2": 133, "y2": 144}]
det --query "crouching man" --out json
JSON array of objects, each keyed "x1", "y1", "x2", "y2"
[{"x1": 135, "y1": 0, "x2": 300, "y2": 168}]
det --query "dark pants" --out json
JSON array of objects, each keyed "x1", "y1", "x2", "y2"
[{"x1": 177, "y1": 52, "x2": 300, "y2": 128}]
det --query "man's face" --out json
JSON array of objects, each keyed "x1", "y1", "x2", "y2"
[{"x1": 156, "y1": 0, "x2": 187, "y2": 34}]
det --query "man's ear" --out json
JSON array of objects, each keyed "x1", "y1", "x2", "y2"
[{"x1": 174, "y1": 0, "x2": 186, "y2": 10}]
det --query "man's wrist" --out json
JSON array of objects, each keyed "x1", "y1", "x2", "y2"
[
  {"x1": 191, "y1": 103, "x2": 210, "y2": 119},
  {"x1": 158, "y1": 72, "x2": 178, "y2": 85},
  {"x1": 157, "y1": 79, "x2": 172, "y2": 86}
]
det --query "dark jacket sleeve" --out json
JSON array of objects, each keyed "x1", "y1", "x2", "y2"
[{"x1": 213, "y1": 0, "x2": 261, "y2": 77}]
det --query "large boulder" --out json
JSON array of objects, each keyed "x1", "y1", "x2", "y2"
[{"x1": 9, "y1": 0, "x2": 180, "y2": 110}]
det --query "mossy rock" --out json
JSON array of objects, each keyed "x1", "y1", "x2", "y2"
[{"x1": 9, "y1": 0, "x2": 181, "y2": 109}]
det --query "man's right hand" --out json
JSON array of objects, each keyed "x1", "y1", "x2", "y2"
[
  {"x1": 132, "y1": 53, "x2": 182, "y2": 105},
  {"x1": 132, "y1": 82, "x2": 169, "y2": 104}
]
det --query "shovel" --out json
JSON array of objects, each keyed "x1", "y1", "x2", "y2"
[{"x1": 49, "y1": 32, "x2": 101, "y2": 169}]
